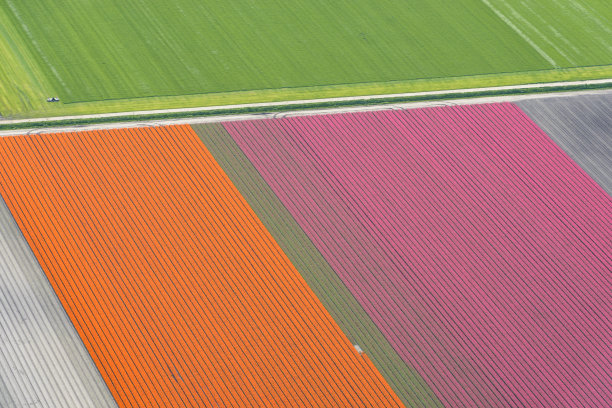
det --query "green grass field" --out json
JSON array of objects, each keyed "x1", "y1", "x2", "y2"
[{"x1": 1, "y1": 0, "x2": 611, "y2": 118}]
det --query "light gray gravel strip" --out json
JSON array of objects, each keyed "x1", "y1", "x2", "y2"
[
  {"x1": 0, "y1": 195, "x2": 117, "y2": 407},
  {"x1": 517, "y1": 93, "x2": 612, "y2": 195}
]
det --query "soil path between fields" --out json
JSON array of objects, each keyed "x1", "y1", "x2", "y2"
[{"x1": 0, "y1": 80, "x2": 611, "y2": 137}]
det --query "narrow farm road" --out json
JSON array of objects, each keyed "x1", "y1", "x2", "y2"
[{"x1": 0, "y1": 80, "x2": 611, "y2": 137}]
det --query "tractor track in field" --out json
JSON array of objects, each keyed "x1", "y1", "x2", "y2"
[{"x1": 0, "y1": 79, "x2": 611, "y2": 137}]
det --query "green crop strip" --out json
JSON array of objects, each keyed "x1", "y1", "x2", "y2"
[{"x1": 193, "y1": 123, "x2": 444, "y2": 407}]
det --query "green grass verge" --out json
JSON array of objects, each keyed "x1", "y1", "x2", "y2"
[
  {"x1": 2, "y1": 81, "x2": 610, "y2": 132},
  {"x1": 0, "y1": 0, "x2": 610, "y2": 118},
  {"x1": 193, "y1": 122, "x2": 444, "y2": 407},
  {"x1": 1, "y1": 65, "x2": 611, "y2": 120},
  {"x1": 481, "y1": 0, "x2": 612, "y2": 67}
]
